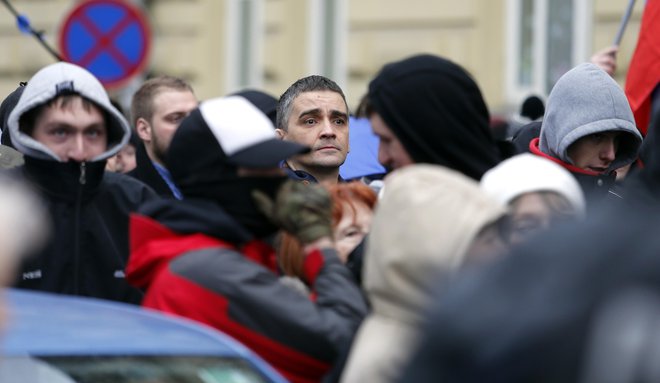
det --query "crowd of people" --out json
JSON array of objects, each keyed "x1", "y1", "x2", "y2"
[{"x1": 0, "y1": 32, "x2": 658, "y2": 382}]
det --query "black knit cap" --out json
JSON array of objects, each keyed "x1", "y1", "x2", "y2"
[
  {"x1": 229, "y1": 89, "x2": 278, "y2": 127},
  {"x1": 368, "y1": 54, "x2": 501, "y2": 180},
  {"x1": 0, "y1": 84, "x2": 25, "y2": 148}
]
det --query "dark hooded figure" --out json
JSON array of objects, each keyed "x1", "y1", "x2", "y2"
[
  {"x1": 397, "y1": 103, "x2": 660, "y2": 383},
  {"x1": 0, "y1": 84, "x2": 25, "y2": 168},
  {"x1": 366, "y1": 53, "x2": 501, "y2": 180}
]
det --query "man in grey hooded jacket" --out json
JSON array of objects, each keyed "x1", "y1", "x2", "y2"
[
  {"x1": 529, "y1": 63, "x2": 642, "y2": 207},
  {"x1": 5, "y1": 62, "x2": 157, "y2": 304}
]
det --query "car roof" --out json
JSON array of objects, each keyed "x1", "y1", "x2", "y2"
[{"x1": 1, "y1": 289, "x2": 254, "y2": 357}]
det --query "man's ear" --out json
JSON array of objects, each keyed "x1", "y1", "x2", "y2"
[
  {"x1": 135, "y1": 118, "x2": 151, "y2": 142},
  {"x1": 275, "y1": 128, "x2": 286, "y2": 140}
]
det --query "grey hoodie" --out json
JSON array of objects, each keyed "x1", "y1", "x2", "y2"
[
  {"x1": 6, "y1": 62, "x2": 130, "y2": 162},
  {"x1": 539, "y1": 63, "x2": 642, "y2": 172}
]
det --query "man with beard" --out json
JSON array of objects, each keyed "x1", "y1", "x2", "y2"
[
  {"x1": 129, "y1": 76, "x2": 198, "y2": 198},
  {"x1": 276, "y1": 75, "x2": 349, "y2": 186},
  {"x1": 126, "y1": 96, "x2": 368, "y2": 383}
]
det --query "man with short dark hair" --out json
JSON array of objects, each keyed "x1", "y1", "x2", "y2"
[
  {"x1": 129, "y1": 75, "x2": 197, "y2": 198},
  {"x1": 276, "y1": 75, "x2": 349, "y2": 186},
  {"x1": 6, "y1": 62, "x2": 156, "y2": 303}
]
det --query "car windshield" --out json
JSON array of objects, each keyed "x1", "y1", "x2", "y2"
[{"x1": 0, "y1": 355, "x2": 271, "y2": 383}]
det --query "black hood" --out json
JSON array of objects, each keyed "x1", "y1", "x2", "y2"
[
  {"x1": 368, "y1": 54, "x2": 501, "y2": 180},
  {"x1": 0, "y1": 84, "x2": 25, "y2": 148}
]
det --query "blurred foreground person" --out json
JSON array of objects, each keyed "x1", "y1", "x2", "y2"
[
  {"x1": 127, "y1": 96, "x2": 368, "y2": 383},
  {"x1": 6, "y1": 62, "x2": 155, "y2": 303},
  {"x1": 0, "y1": 175, "x2": 48, "y2": 330},
  {"x1": 481, "y1": 153, "x2": 585, "y2": 245},
  {"x1": 398, "y1": 107, "x2": 660, "y2": 383},
  {"x1": 366, "y1": 54, "x2": 501, "y2": 178},
  {"x1": 340, "y1": 164, "x2": 507, "y2": 383}
]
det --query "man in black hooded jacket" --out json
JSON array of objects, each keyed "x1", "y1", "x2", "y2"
[
  {"x1": 366, "y1": 53, "x2": 502, "y2": 180},
  {"x1": 5, "y1": 62, "x2": 157, "y2": 304}
]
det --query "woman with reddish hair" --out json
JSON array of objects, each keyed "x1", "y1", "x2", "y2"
[{"x1": 279, "y1": 181, "x2": 377, "y2": 280}]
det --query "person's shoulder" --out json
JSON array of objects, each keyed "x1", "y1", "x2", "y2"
[{"x1": 102, "y1": 171, "x2": 159, "y2": 201}]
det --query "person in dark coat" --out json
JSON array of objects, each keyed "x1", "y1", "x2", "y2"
[
  {"x1": 128, "y1": 76, "x2": 198, "y2": 199},
  {"x1": 126, "y1": 96, "x2": 368, "y2": 383},
  {"x1": 0, "y1": 84, "x2": 26, "y2": 168},
  {"x1": 5, "y1": 62, "x2": 157, "y2": 304},
  {"x1": 365, "y1": 53, "x2": 501, "y2": 180}
]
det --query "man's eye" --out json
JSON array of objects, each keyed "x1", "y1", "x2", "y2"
[
  {"x1": 305, "y1": 118, "x2": 316, "y2": 125},
  {"x1": 86, "y1": 129, "x2": 104, "y2": 139},
  {"x1": 51, "y1": 129, "x2": 68, "y2": 137},
  {"x1": 334, "y1": 118, "x2": 346, "y2": 125},
  {"x1": 167, "y1": 114, "x2": 185, "y2": 124}
]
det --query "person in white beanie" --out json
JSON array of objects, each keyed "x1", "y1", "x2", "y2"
[
  {"x1": 6, "y1": 62, "x2": 157, "y2": 303},
  {"x1": 481, "y1": 153, "x2": 586, "y2": 245}
]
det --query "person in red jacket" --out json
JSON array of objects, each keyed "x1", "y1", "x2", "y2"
[{"x1": 126, "y1": 95, "x2": 368, "y2": 383}]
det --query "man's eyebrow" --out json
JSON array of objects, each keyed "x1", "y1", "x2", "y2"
[
  {"x1": 298, "y1": 108, "x2": 321, "y2": 118},
  {"x1": 330, "y1": 110, "x2": 348, "y2": 119}
]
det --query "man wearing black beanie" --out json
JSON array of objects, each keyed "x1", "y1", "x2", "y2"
[{"x1": 367, "y1": 54, "x2": 501, "y2": 180}]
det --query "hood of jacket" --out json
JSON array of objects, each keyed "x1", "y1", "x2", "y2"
[
  {"x1": 126, "y1": 198, "x2": 253, "y2": 289},
  {"x1": 6, "y1": 62, "x2": 130, "y2": 162},
  {"x1": 367, "y1": 54, "x2": 501, "y2": 180},
  {"x1": 363, "y1": 164, "x2": 506, "y2": 325},
  {"x1": 0, "y1": 84, "x2": 25, "y2": 148},
  {"x1": 539, "y1": 63, "x2": 642, "y2": 172}
]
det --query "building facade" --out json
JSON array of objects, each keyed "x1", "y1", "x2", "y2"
[{"x1": 0, "y1": 0, "x2": 645, "y2": 117}]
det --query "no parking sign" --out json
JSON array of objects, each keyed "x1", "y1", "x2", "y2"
[{"x1": 59, "y1": 0, "x2": 151, "y2": 88}]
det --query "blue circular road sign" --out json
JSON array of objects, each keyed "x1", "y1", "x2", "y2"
[{"x1": 59, "y1": 0, "x2": 151, "y2": 88}]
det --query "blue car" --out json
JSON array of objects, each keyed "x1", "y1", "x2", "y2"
[{"x1": 0, "y1": 289, "x2": 288, "y2": 383}]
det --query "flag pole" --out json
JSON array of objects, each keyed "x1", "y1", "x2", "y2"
[{"x1": 613, "y1": 0, "x2": 638, "y2": 46}]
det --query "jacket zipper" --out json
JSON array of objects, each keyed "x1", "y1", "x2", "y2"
[{"x1": 73, "y1": 161, "x2": 86, "y2": 294}]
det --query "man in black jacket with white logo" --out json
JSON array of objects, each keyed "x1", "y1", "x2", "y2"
[{"x1": 6, "y1": 62, "x2": 157, "y2": 304}]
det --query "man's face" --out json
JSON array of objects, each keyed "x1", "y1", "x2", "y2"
[
  {"x1": 567, "y1": 131, "x2": 620, "y2": 173},
  {"x1": 276, "y1": 90, "x2": 349, "y2": 172},
  {"x1": 138, "y1": 89, "x2": 197, "y2": 165},
  {"x1": 106, "y1": 144, "x2": 137, "y2": 173},
  {"x1": 31, "y1": 97, "x2": 107, "y2": 162},
  {"x1": 369, "y1": 112, "x2": 414, "y2": 170}
]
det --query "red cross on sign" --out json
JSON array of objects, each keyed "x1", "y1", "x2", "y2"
[{"x1": 59, "y1": 0, "x2": 151, "y2": 88}]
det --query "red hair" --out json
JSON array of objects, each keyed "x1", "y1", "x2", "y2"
[{"x1": 278, "y1": 181, "x2": 377, "y2": 279}]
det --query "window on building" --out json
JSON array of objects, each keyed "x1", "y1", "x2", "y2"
[{"x1": 506, "y1": 0, "x2": 591, "y2": 105}]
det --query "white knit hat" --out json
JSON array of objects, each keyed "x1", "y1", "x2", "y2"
[{"x1": 480, "y1": 153, "x2": 586, "y2": 216}]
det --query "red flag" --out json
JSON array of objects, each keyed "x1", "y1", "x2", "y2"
[{"x1": 625, "y1": 0, "x2": 660, "y2": 136}]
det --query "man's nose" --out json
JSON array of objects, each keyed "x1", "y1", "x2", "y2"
[
  {"x1": 378, "y1": 145, "x2": 391, "y2": 168},
  {"x1": 600, "y1": 140, "x2": 616, "y2": 163},
  {"x1": 319, "y1": 119, "x2": 337, "y2": 138},
  {"x1": 67, "y1": 135, "x2": 87, "y2": 162}
]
